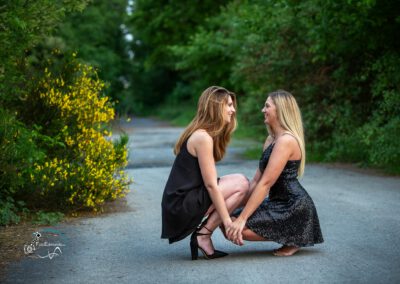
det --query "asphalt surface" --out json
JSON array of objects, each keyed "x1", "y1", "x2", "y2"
[{"x1": 2, "y1": 117, "x2": 400, "y2": 283}]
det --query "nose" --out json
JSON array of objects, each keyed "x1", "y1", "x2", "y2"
[{"x1": 261, "y1": 107, "x2": 266, "y2": 113}]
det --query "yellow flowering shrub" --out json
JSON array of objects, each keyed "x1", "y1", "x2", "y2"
[{"x1": 31, "y1": 55, "x2": 130, "y2": 210}]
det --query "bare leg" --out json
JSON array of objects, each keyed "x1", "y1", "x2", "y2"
[
  {"x1": 273, "y1": 246, "x2": 300, "y2": 256},
  {"x1": 220, "y1": 217, "x2": 266, "y2": 241},
  {"x1": 242, "y1": 228, "x2": 267, "y2": 241},
  {"x1": 197, "y1": 174, "x2": 249, "y2": 255},
  {"x1": 220, "y1": 218, "x2": 300, "y2": 256},
  {"x1": 243, "y1": 228, "x2": 300, "y2": 256}
]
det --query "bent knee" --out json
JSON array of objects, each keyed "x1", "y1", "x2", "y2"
[{"x1": 233, "y1": 174, "x2": 250, "y2": 195}]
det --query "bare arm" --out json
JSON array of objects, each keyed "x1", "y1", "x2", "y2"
[
  {"x1": 189, "y1": 131, "x2": 232, "y2": 227},
  {"x1": 248, "y1": 136, "x2": 274, "y2": 192},
  {"x1": 226, "y1": 135, "x2": 296, "y2": 245}
]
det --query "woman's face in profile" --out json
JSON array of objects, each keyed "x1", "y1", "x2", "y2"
[
  {"x1": 262, "y1": 97, "x2": 277, "y2": 125},
  {"x1": 223, "y1": 95, "x2": 236, "y2": 124}
]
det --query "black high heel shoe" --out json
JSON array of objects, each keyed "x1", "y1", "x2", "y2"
[{"x1": 190, "y1": 226, "x2": 228, "y2": 260}]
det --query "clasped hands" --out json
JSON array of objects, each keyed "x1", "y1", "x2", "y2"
[{"x1": 224, "y1": 217, "x2": 246, "y2": 246}]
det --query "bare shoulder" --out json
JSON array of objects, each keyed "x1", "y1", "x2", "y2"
[
  {"x1": 187, "y1": 129, "x2": 213, "y2": 156},
  {"x1": 275, "y1": 134, "x2": 297, "y2": 147},
  {"x1": 274, "y1": 134, "x2": 301, "y2": 160},
  {"x1": 189, "y1": 129, "x2": 212, "y2": 144}
]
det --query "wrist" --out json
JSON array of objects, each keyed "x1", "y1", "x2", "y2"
[
  {"x1": 237, "y1": 215, "x2": 247, "y2": 223},
  {"x1": 223, "y1": 218, "x2": 232, "y2": 226}
]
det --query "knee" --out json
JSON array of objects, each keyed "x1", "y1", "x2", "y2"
[{"x1": 234, "y1": 174, "x2": 250, "y2": 196}]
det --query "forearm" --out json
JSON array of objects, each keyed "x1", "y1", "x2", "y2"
[
  {"x1": 238, "y1": 183, "x2": 269, "y2": 221},
  {"x1": 226, "y1": 184, "x2": 268, "y2": 246},
  {"x1": 207, "y1": 186, "x2": 230, "y2": 224},
  {"x1": 249, "y1": 178, "x2": 258, "y2": 193}
]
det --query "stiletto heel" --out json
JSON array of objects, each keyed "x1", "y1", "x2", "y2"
[
  {"x1": 190, "y1": 225, "x2": 228, "y2": 260},
  {"x1": 190, "y1": 235, "x2": 199, "y2": 260}
]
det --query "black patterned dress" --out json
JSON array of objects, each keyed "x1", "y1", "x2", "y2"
[{"x1": 236, "y1": 143, "x2": 324, "y2": 247}]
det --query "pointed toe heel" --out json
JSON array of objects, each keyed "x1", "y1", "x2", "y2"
[{"x1": 190, "y1": 226, "x2": 228, "y2": 260}]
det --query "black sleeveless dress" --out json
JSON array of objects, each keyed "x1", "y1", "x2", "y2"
[
  {"x1": 235, "y1": 143, "x2": 324, "y2": 247},
  {"x1": 161, "y1": 140, "x2": 212, "y2": 244}
]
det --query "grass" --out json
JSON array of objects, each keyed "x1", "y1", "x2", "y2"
[
  {"x1": 242, "y1": 146, "x2": 263, "y2": 160},
  {"x1": 156, "y1": 102, "x2": 196, "y2": 126}
]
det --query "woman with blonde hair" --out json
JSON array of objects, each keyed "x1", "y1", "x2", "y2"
[
  {"x1": 161, "y1": 86, "x2": 249, "y2": 260},
  {"x1": 225, "y1": 90, "x2": 323, "y2": 256}
]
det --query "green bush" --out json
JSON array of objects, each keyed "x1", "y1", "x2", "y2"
[
  {"x1": 1, "y1": 1, "x2": 133, "y2": 225},
  {"x1": 32, "y1": 210, "x2": 64, "y2": 226},
  {"x1": 359, "y1": 53, "x2": 400, "y2": 172},
  {"x1": 0, "y1": 108, "x2": 45, "y2": 225},
  {"x1": 25, "y1": 53, "x2": 131, "y2": 211},
  {"x1": 0, "y1": 198, "x2": 21, "y2": 225}
]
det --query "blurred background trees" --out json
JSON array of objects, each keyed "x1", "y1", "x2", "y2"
[
  {"x1": 1, "y1": 0, "x2": 399, "y2": 224},
  {"x1": 126, "y1": 0, "x2": 400, "y2": 173}
]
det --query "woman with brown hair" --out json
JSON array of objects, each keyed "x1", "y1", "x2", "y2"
[
  {"x1": 225, "y1": 90, "x2": 323, "y2": 256},
  {"x1": 161, "y1": 86, "x2": 249, "y2": 260}
]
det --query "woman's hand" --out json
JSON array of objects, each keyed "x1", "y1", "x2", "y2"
[
  {"x1": 226, "y1": 217, "x2": 246, "y2": 246},
  {"x1": 222, "y1": 218, "x2": 232, "y2": 230}
]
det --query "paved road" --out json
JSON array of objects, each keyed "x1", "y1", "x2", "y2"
[{"x1": 3, "y1": 118, "x2": 400, "y2": 283}]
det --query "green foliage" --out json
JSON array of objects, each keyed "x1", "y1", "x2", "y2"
[
  {"x1": 242, "y1": 147, "x2": 263, "y2": 160},
  {"x1": 0, "y1": 198, "x2": 21, "y2": 225},
  {"x1": 25, "y1": 54, "x2": 130, "y2": 210},
  {"x1": 357, "y1": 53, "x2": 400, "y2": 172},
  {"x1": 0, "y1": 0, "x2": 90, "y2": 105},
  {"x1": 162, "y1": 0, "x2": 400, "y2": 173},
  {"x1": 0, "y1": 52, "x2": 131, "y2": 224},
  {"x1": 1, "y1": 1, "x2": 132, "y2": 225},
  {"x1": 56, "y1": 0, "x2": 134, "y2": 113},
  {"x1": 32, "y1": 210, "x2": 64, "y2": 226},
  {"x1": 156, "y1": 101, "x2": 197, "y2": 126},
  {"x1": 0, "y1": 108, "x2": 44, "y2": 200},
  {"x1": 127, "y1": 0, "x2": 231, "y2": 111}
]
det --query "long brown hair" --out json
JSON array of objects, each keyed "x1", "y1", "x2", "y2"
[
  {"x1": 174, "y1": 86, "x2": 237, "y2": 162},
  {"x1": 268, "y1": 90, "x2": 306, "y2": 177}
]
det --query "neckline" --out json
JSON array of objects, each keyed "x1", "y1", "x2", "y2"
[{"x1": 264, "y1": 143, "x2": 301, "y2": 162}]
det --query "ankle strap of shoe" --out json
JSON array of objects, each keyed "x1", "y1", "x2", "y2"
[
  {"x1": 203, "y1": 226, "x2": 212, "y2": 233},
  {"x1": 196, "y1": 225, "x2": 213, "y2": 236}
]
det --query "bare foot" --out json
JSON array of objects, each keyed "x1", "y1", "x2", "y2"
[{"x1": 273, "y1": 245, "x2": 300, "y2": 256}]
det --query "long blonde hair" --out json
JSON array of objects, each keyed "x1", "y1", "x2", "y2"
[
  {"x1": 174, "y1": 86, "x2": 237, "y2": 161},
  {"x1": 268, "y1": 90, "x2": 306, "y2": 177}
]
